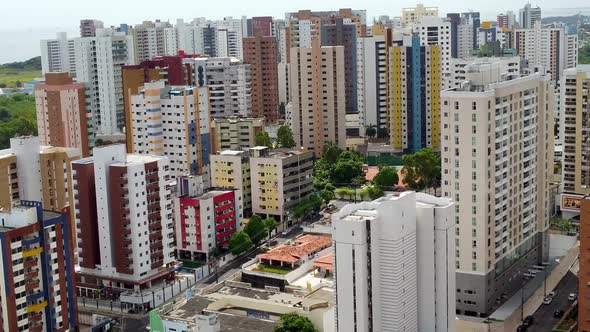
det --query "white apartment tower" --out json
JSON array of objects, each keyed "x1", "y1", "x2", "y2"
[
  {"x1": 519, "y1": 3, "x2": 542, "y2": 29},
  {"x1": 130, "y1": 20, "x2": 176, "y2": 62},
  {"x1": 357, "y1": 35, "x2": 388, "y2": 130},
  {"x1": 414, "y1": 17, "x2": 452, "y2": 88},
  {"x1": 74, "y1": 28, "x2": 135, "y2": 135},
  {"x1": 40, "y1": 32, "x2": 76, "y2": 77},
  {"x1": 441, "y1": 64, "x2": 554, "y2": 316},
  {"x1": 333, "y1": 191, "x2": 456, "y2": 332},
  {"x1": 288, "y1": 40, "x2": 347, "y2": 155}
]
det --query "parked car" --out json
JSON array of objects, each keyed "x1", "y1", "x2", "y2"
[
  {"x1": 554, "y1": 310, "x2": 564, "y2": 318},
  {"x1": 548, "y1": 291, "x2": 557, "y2": 297},
  {"x1": 523, "y1": 315, "x2": 534, "y2": 327},
  {"x1": 516, "y1": 324, "x2": 527, "y2": 332},
  {"x1": 543, "y1": 296, "x2": 553, "y2": 305},
  {"x1": 568, "y1": 293, "x2": 577, "y2": 301}
]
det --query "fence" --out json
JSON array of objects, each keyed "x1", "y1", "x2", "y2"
[{"x1": 365, "y1": 155, "x2": 403, "y2": 166}]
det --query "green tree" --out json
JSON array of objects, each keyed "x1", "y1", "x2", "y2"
[
  {"x1": 364, "y1": 185, "x2": 384, "y2": 200},
  {"x1": 255, "y1": 131, "x2": 273, "y2": 148},
  {"x1": 313, "y1": 158, "x2": 332, "y2": 190},
  {"x1": 263, "y1": 217, "x2": 277, "y2": 240},
  {"x1": 322, "y1": 141, "x2": 342, "y2": 164},
  {"x1": 365, "y1": 125, "x2": 376, "y2": 138},
  {"x1": 274, "y1": 313, "x2": 318, "y2": 332},
  {"x1": 292, "y1": 195, "x2": 322, "y2": 221},
  {"x1": 401, "y1": 148, "x2": 441, "y2": 190},
  {"x1": 276, "y1": 124, "x2": 296, "y2": 148},
  {"x1": 244, "y1": 214, "x2": 267, "y2": 245},
  {"x1": 332, "y1": 151, "x2": 364, "y2": 185},
  {"x1": 228, "y1": 231, "x2": 253, "y2": 256},
  {"x1": 320, "y1": 184, "x2": 335, "y2": 204},
  {"x1": 372, "y1": 165, "x2": 399, "y2": 189}
]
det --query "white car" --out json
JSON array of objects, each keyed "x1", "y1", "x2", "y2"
[
  {"x1": 568, "y1": 293, "x2": 577, "y2": 301},
  {"x1": 543, "y1": 297, "x2": 553, "y2": 305},
  {"x1": 548, "y1": 291, "x2": 557, "y2": 297}
]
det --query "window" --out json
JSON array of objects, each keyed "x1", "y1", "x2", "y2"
[{"x1": 472, "y1": 113, "x2": 477, "y2": 122}]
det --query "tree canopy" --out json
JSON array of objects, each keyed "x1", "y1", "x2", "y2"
[
  {"x1": 263, "y1": 216, "x2": 277, "y2": 239},
  {"x1": 372, "y1": 165, "x2": 399, "y2": 189},
  {"x1": 0, "y1": 94, "x2": 37, "y2": 149},
  {"x1": 401, "y1": 148, "x2": 441, "y2": 190},
  {"x1": 228, "y1": 231, "x2": 253, "y2": 256},
  {"x1": 313, "y1": 142, "x2": 365, "y2": 189},
  {"x1": 244, "y1": 214, "x2": 267, "y2": 245},
  {"x1": 291, "y1": 194, "x2": 322, "y2": 220},
  {"x1": 255, "y1": 131, "x2": 273, "y2": 148},
  {"x1": 274, "y1": 313, "x2": 318, "y2": 332},
  {"x1": 276, "y1": 124, "x2": 296, "y2": 148}
]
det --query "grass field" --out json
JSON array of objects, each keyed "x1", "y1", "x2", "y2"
[{"x1": 0, "y1": 68, "x2": 41, "y2": 88}]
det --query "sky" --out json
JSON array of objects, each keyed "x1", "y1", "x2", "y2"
[{"x1": 1, "y1": 0, "x2": 589, "y2": 63}]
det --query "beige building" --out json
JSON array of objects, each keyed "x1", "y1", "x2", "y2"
[
  {"x1": 402, "y1": 4, "x2": 439, "y2": 27},
  {"x1": 0, "y1": 137, "x2": 80, "y2": 213},
  {"x1": 288, "y1": 39, "x2": 346, "y2": 156},
  {"x1": 210, "y1": 117, "x2": 265, "y2": 153},
  {"x1": 210, "y1": 150, "x2": 252, "y2": 215},
  {"x1": 249, "y1": 147, "x2": 313, "y2": 224},
  {"x1": 441, "y1": 64, "x2": 554, "y2": 317},
  {"x1": 561, "y1": 66, "x2": 590, "y2": 197}
]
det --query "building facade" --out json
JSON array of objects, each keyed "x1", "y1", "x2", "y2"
[
  {"x1": 356, "y1": 35, "x2": 387, "y2": 131},
  {"x1": 0, "y1": 201, "x2": 78, "y2": 332},
  {"x1": 579, "y1": 197, "x2": 590, "y2": 332},
  {"x1": 210, "y1": 150, "x2": 252, "y2": 216},
  {"x1": 401, "y1": 4, "x2": 439, "y2": 27},
  {"x1": 519, "y1": 4, "x2": 542, "y2": 29},
  {"x1": 333, "y1": 191, "x2": 455, "y2": 332},
  {"x1": 243, "y1": 36, "x2": 279, "y2": 123},
  {"x1": 210, "y1": 117, "x2": 264, "y2": 153},
  {"x1": 40, "y1": 32, "x2": 76, "y2": 77},
  {"x1": 414, "y1": 17, "x2": 452, "y2": 88},
  {"x1": 288, "y1": 40, "x2": 346, "y2": 155},
  {"x1": 80, "y1": 19, "x2": 104, "y2": 37},
  {"x1": 35, "y1": 72, "x2": 94, "y2": 157},
  {"x1": 441, "y1": 66, "x2": 554, "y2": 316},
  {"x1": 129, "y1": 81, "x2": 211, "y2": 180},
  {"x1": 72, "y1": 145, "x2": 176, "y2": 292}
]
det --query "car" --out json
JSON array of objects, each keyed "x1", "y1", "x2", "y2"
[
  {"x1": 548, "y1": 291, "x2": 557, "y2": 297},
  {"x1": 516, "y1": 324, "x2": 527, "y2": 332},
  {"x1": 554, "y1": 310, "x2": 564, "y2": 318},
  {"x1": 568, "y1": 293, "x2": 577, "y2": 301},
  {"x1": 542, "y1": 296, "x2": 553, "y2": 305},
  {"x1": 523, "y1": 315, "x2": 534, "y2": 327}
]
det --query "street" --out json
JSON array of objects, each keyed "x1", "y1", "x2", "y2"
[{"x1": 527, "y1": 271, "x2": 578, "y2": 331}]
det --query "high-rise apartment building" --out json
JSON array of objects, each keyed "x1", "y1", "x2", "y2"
[
  {"x1": 210, "y1": 117, "x2": 264, "y2": 152},
  {"x1": 333, "y1": 191, "x2": 455, "y2": 332},
  {"x1": 497, "y1": 11, "x2": 516, "y2": 29},
  {"x1": 175, "y1": 189, "x2": 240, "y2": 261},
  {"x1": 251, "y1": 16, "x2": 273, "y2": 37},
  {"x1": 414, "y1": 17, "x2": 452, "y2": 88},
  {"x1": 35, "y1": 72, "x2": 94, "y2": 157},
  {"x1": 401, "y1": 4, "x2": 439, "y2": 27},
  {"x1": 74, "y1": 28, "x2": 135, "y2": 135},
  {"x1": 388, "y1": 34, "x2": 441, "y2": 153},
  {"x1": 243, "y1": 35, "x2": 279, "y2": 123},
  {"x1": 450, "y1": 56, "x2": 520, "y2": 88},
  {"x1": 129, "y1": 81, "x2": 211, "y2": 180},
  {"x1": 210, "y1": 150, "x2": 252, "y2": 216},
  {"x1": 579, "y1": 197, "x2": 590, "y2": 332},
  {"x1": 519, "y1": 3, "x2": 542, "y2": 29},
  {"x1": 72, "y1": 144, "x2": 176, "y2": 292},
  {"x1": 0, "y1": 137, "x2": 80, "y2": 215},
  {"x1": 0, "y1": 201, "x2": 78, "y2": 332},
  {"x1": 512, "y1": 23, "x2": 578, "y2": 82},
  {"x1": 357, "y1": 35, "x2": 387, "y2": 130},
  {"x1": 560, "y1": 66, "x2": 590, "y2": 196},
  {"x1": 80, "y1": 19, "x2": 104, "y2": 37},
  {"x1": 184, "y1": 57, "x2": 252, "y2": 118},
  {"x1": 130, "y1": 20, "x2": 177, "y2": 62},
  {"x1": 288, "y1": 40, "x2": 346, "y2": 155},
  {"x1": 40, "y1": 32, "x2": 76, "y2": 77},
  {"x1": 441, "y1": 64, "x2": 554, "y2": 316},
  {"x1": 249, "y1": 147, "x2": 313, "y2": 223}
]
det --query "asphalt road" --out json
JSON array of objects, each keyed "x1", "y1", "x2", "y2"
[{"x1": 527, "y1": 271, "x2": 578, "y2": 331}]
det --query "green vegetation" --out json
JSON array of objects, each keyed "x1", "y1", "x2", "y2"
[
  {"x1": 244, "y1": 214, "x2": 267, "y2": 245},
  {"x1": 274, "y1": 313, "x2": 318, "y2": 332},
  {"x1": 291, "y1": 194, "x2": 323, "y2": 220},
  {"x1": 255, "y1": 264, "x2": 292, "y2": 275},
  {"x1": 401, "y1": 148, "x2": 441, "y2": 190},
  {"x1": 276, "y1": 124, "x2": 296, "y2": 148},
  {"x1": 334, "y1": 185, "x2": 383, "y2": 201},
  {"x1": 580, "y1": 45, "x2": 590, "y2": 65},
  {"x1": 229, "y1": 231, "x2": 254, "y2": 256},
  {"x1": 179, "y1": 260, "x2": 204, "y2": 269},
  {"x1": 550, "y1": 218, "x2": 576, "y2": 233},
  {"x1": 0, "y1": 56, "x2": 42, "y2": 88},
  {"x1": 0, "y1": 94, "x2": 38, "y2": 148},
  {"x1": 263, "y1": 216, "x2": 277, "y2": 240},
  {"x1": 313, "y1": 142, "x2": 365, "y2": 190},
  {"x1": 255, "y1": 131, "x2": 273, "y2": 148},
  {"x1": 372, "y1": 165, "x2": 399, "y2": 189}
]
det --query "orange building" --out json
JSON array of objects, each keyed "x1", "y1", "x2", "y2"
[{"x1": 243, "y1": 35, "x2": 279, "y2": 123}]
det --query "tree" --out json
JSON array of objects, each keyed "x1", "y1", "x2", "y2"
[
  {"x1": 244, "y1": 214, "x2": 267, "y2": 245},
  {"x1": 292, "y1": 195, "x2": 322, "y2": 221},
  {"x1": 255, "y1": 131, "x2": 273, "y2": 148},
  {"x1": 322, "y1": 141, "x2": 342, "y2": 164},
  {"x1": 332, "y1": 151, "x2": 364, "y2": 185},
  {"x1": 364, "y1": 185, "x2": 384, "y2": 200},
  {"x1": 263, "y1": 217, "x2": 277, "y2": 240},
  {"x1": 401, "y1": 148, "x2": 441, "y2": 190},
  {"x1": 377, "y1": 127, "x2": 389, "y2": 139},
  {"x1": 365, "y1": 125, "x2": 376, "y2": 138},
  {"x1": 274, "y1": 313, "x2": 318, "y2": 332},
  {"x1": 228, "y1": 231, "x2": 253, "y2": 256},
  {"x1": 276, "y1": 125, "x2": 296, "y2": 148},
  {"x1": 372, "y1": 165, "x2": 399, "y2": 189}
]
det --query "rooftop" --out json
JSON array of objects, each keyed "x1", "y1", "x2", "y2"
[
  {"x1": 313, "y1": 251, "x2": 334, "y2": 271},
  {"x1": 257, "y1": 235, "x2": 332, "y2": 264}
]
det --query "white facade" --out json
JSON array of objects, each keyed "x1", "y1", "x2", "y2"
[
  {"x1": 40, "y1": 32, "x2": 76, "y2": 77},
  {"x1": 402, "y1": 4, "x2": 439, "y2": 27},
  {"x1": 457, "y1": 22, "x2": 474, "y2": 58},
  {"x1": 414, "y1": 17, "x2": 452, "y2": 88},
  {"x1": 277, "y1": 62, "x2": 289, "y2": 105},
  {"x1": 333, "y1": 191, "x2": 455, "y2": 332},
  {"x1": 357, "y1": 35, "x2": 387, "y2": 130},
  {"x1": 74, "y1": 29, "x2": 135, "y2": 135},
  {"x1": 519, "y1": 3, "x2": 542, "y2": 29},
  {"x1": 9, "y1": 137, "x2": 42, "y2": 202},
  {"x1": 130, "y1": 20, "x2": 175, "y2": 62},
  {"x1": 130, "y1": 81, "x2": 211, "y2": 181},
  {"x1": 450, "y1": 57, "x2": 521, "y2": 88}
]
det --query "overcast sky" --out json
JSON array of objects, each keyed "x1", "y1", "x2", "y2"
[{"x1": 1, "y1": 0, "x2": 589, "y2": 63}]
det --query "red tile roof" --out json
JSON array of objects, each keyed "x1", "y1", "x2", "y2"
[
  {"x1": 258, "y1": 235, "x2": 332, "y2": 264},
  {"x1": 313, "y1": 251, "x2": 333, "y2": 271}
]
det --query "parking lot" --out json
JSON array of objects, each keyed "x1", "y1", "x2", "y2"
[{"x1": 526, "y1": 271, "x2": 578, "y2": 331}]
